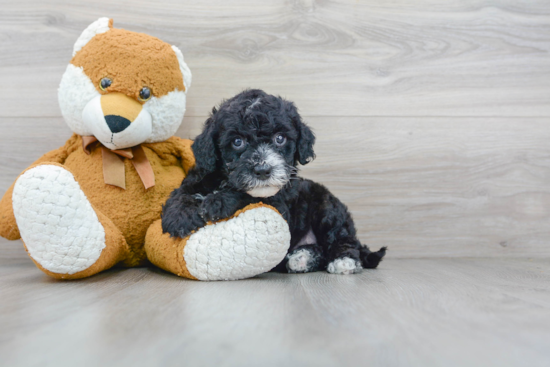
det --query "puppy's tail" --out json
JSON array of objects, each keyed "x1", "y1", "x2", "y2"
[{"x1": 360, "y1": 246, "x2": 387, "y2": 269}]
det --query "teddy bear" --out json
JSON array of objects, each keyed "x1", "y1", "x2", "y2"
[{"x1": 0, "y1": 18, "x2": 290, "y2": 281}]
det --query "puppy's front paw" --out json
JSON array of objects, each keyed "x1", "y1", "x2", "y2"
[
  {"x1": 162, "y1": 210, "x2": 206, "y2": 238},
  {"x1": 164, "y1": 216, "x2": 203, "y2": 238},
  {"x1": 175, "y1": 222, "x2": 200, "y2": 238},
  {"x1": 327, "y1": 257, "x2": 362, "y2": 275},
  {"x1": 199, "y1": 194, "x2": 233, "y2": 222}
]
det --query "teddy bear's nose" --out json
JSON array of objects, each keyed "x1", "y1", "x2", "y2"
[
  {"x1": 100, "y1": 92, "x2": 143, "y2": 134},
  {"x1": 105, "y1": 115, "x2": 131, "y2": 133}
]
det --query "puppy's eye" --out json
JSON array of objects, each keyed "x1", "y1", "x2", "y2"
[
  {"x1": 274, "y1": 134, "x2": 286, "y2": 146},
  {"x1": 232, "y1": 137, "x2": 245, "y2": 149},
  {"x1": 99, "y1": 77, "x2": 112, "y2": 91},
  {"x1": 139, "y1": 87, "x2": 152, "y2": 102}
]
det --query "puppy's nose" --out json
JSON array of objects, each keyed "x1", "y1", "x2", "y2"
[
  {"x1": 105, "y1": 115, "x2": 131, "y2": 133},
  {"x1": 254, "y1": 164, "x2": 272, "y2": 180}
]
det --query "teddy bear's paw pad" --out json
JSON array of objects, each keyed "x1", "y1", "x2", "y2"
[
  {"x1": 12, "y1": 165, "x2": 106, "y2": 275},
  {"x1": 184, "y1": 206, "x2": 291, "y2": 281},
  {"x1": 327, "y1": 257, "x2": 362, "y2": 275}
]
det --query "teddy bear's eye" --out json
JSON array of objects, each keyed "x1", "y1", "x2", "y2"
[
  {"x1": 139, "y1": 87, "x2": 151, "y2": 101},
  {"x1": 99, "y1": 77, "x2": 112, "y2": 91}
]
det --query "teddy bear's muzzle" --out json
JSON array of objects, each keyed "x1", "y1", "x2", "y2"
[
  {"x1": 82, "y1": 93, "x2": 152, "y2": 150},
  {"x1": 101, "y1": 92, "x2": 142, "y2": 133}
]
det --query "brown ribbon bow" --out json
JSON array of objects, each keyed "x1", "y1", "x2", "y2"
[{"x1": 81, "y1": 136, "x2": 155, "y2": 190}]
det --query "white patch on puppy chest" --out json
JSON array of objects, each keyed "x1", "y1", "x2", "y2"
[
  {"x1": 12, "y1": 165, "x2": 106, "y2": 275},
  {"x1": 247, "y1": 186, "x2": 280, "y2": 198},
  {"x1": 287, "y1": 249, "x2": 312, "y2": 273},
  {"x1": 327, "y1": 257, "x2": 362, "y2": 275}
]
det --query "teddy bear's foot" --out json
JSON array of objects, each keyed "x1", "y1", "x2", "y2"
[
  {"x1": 12, "y1": 164, "x2": 128, "y2": 278},
  {"x1": 145, "y1": 203, "x2": 291, "y2": 281}
]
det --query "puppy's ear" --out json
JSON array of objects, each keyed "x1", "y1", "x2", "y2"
[
  {"x1": 289, "y1": 104, "x2": 316, "y2": 165},
  {"x1": 192, "y1": 114, "x2": 218, "y2": 175},
  {"x1": 297, "y1": 122, "x2": 315, "y2": 165}
]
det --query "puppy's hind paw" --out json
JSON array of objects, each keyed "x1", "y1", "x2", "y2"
[
  {"x1": 286, "y1": 248, "x2": 319, "y2": 273},
  {"x1": 327, "y1": 257, "x2": 362, "y2": 275}
]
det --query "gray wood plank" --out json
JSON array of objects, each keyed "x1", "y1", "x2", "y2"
[
  {"x1": 1, "y1": 242, "x2": 549, "y2": 367},
  {"x1": 0, "y1": 0, "x2": 549, "y2": 117},
  {"x1": 2, "y1": 116, "x2": 550, "y2": 257},
  {"x1": 2, "y1": 2, "x2": 550, "y2": 367}
]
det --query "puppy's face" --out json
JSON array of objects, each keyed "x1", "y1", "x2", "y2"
[
  {"x1": 193, "y1": 90, "x2": 315, "y2": 197},
  {"x1": 219, "y1": 107, "x2": 298, "y2": 197}
]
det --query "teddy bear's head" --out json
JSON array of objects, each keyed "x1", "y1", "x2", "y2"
[{"x1": 58, "y1": 18, "x2": 191, "y2": 150}]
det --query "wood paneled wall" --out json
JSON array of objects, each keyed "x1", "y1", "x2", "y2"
[{"x1": 1, "y1": 0, "x2": 549, "y2": 257}]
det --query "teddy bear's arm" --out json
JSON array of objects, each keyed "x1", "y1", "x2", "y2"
[
  {"x1": 171, "y1": 136, "x2": 196, "y2": 175},
  {"x1": 0, "y1": 142, "x2": 72, "y2": 240}
]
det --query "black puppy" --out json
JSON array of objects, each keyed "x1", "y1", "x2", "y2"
[{"x1": 162, "y1": 89, "x2": 386, "y2": 274}]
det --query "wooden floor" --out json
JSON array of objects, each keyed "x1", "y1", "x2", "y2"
[{"x1": 1, "y1": 241, "x2": 549, "y2": 367}]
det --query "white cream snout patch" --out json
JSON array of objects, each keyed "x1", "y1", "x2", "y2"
[
  {"x1": 245, "y1": 144, "x2": 288, "y2": 198},
  {"x1": 82, "y1": 95, "x2": 152, "y2": 150}
]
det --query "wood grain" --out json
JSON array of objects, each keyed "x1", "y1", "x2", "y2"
[
  {"x1": 1, "y1": 1, "x2": 549, "y2": 257},
  {"x1": 1, "y1": 242, "x2": 549, "y2": 367},
  {"x1": 2, "y1": 116, "x2": 550, "y2": 258},
  {"x1": 0, "y1": 0, "x2": 549, "y2": 117},
  {"x1": 1, "y1": 2, "x2": 549, "y2": 366}
]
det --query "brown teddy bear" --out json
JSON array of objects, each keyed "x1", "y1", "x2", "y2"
[{"x1": 0, "y1": 18, "x2": 290, "y2": 280}]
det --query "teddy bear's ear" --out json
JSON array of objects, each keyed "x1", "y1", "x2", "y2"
[
  {"x1": 72, "y1": 17, "x2": 113, "y2": 57},
  {"x1": 171, "y1": 45, "x2": 192, "y2": 93}
]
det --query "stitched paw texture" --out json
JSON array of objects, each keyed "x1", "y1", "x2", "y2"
[
  {"x1": 12, "y1": 165, "x2": 106, "y2": 274},
  {"x1": 184, "y1": 206, "x2": 291, "y2": 281}
]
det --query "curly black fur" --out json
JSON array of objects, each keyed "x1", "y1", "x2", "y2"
[{"x1": 162, "y1": 89, "x2": 386, "y2": 273}]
